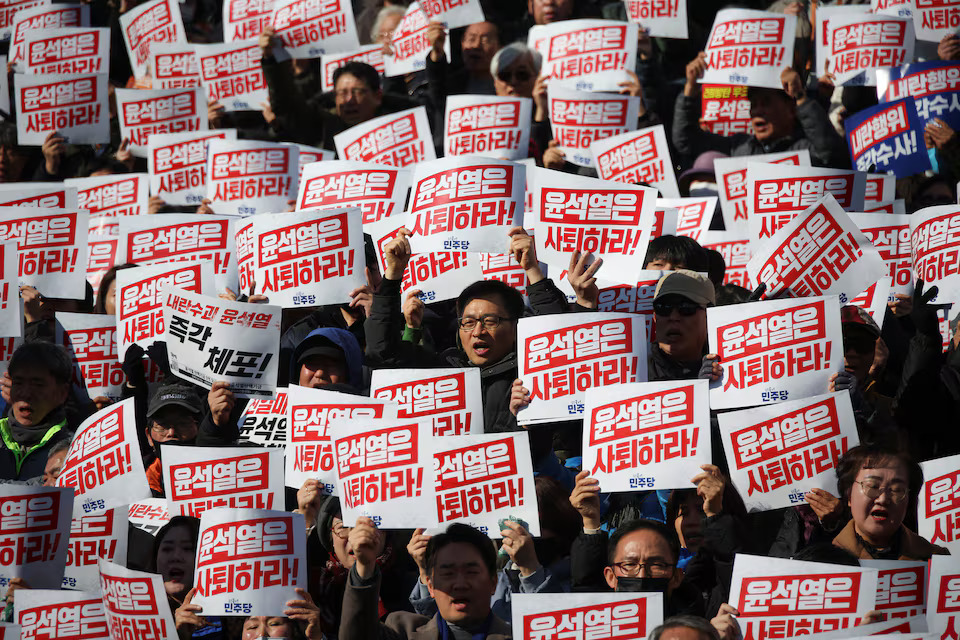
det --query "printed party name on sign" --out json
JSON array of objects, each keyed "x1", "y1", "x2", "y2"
[
  {"x1": 205, "y1": 138, "x2": 298, "y2": 215},
  {"x1": 703, "y1": 9, "x2": 796, "y2": 89}
]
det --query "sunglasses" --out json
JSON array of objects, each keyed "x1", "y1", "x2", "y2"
[
  {"x1": 653, "y1": 300, "x2": 704, "y2": 317},
  {"x1": 497, "y1": 69, "x2": 532, "y2": 84}
]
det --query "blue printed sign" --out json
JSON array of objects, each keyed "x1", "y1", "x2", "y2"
[{"x1": 845, "y1": 97, "x2": 931, "y2": 177}]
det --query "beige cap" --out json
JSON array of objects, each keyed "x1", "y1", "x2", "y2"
[{"x1": 654, "y1": 269, "x2": 716, "y2": 306}]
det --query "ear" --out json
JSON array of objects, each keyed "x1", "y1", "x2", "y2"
[
  {"x1": 145, "y1": 427, "x2": 155, "y2": 447},
  {"x1": 668, "y1": 566, "x2": 684, "y2": 593},
  {"x1": 425, "y1": 574, "x2": 436, "y2": 599},
  {"x1": 603, "y1": 566, "x2": 618, "y2": 590}
]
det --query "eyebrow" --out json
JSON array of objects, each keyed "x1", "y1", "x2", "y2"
[{"x1": 436, "y1": 561, "x2": 483, "y2": 569}]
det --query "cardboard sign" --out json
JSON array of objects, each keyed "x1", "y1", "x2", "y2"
[
  {"x1": 9, "y1": 4, "x2": 87, "y2": 70},
  {"x1": 821, "y1": 14, "x2": 914, "y2": 86},
  {"x1": 14, "y1": 73, "x2": 109, "y2": 146},
  {"x1": 21, "y1": 27, "x2": 108, "y2": 75},
  {"x1": 912, "y1": 0, "x2": 960, "y2": 42},
  {"x1": 118, "y1": 0, "x2": 185, "y2": 80},
  {"x1": 624, "y1": 0, "x2": 687, "y2": 38},
  {"x1": 661, "y1": 197, "x2": 717, "y2": 243},
  {"x1": 193, "y1": 509, "x2": 306, "y2": 616},
  {"x1": 926, "y1": 555, "x2": 960, "y2": 638},
  {"x1": 163, "y1": 446, "x2": 284, "y2": 517},
  {"x1": 0, "y1": 208, "x2": 89, "y2": 298},
  {"x1": 0, "y1": 486, "x2": 72, "y2": 590},
  {"x1": 116, "y1": 87, "x2": 206, "y2": 157},
  {"x1": 479, "y1": 252, "x2": 534, "y2": 300},
  {"x1": 715, "y1": 150, "x2": 811, "y2": 234},
  {"x1": 920, "y1": 453, "x2": 960, "y2": 556},
  {"x1": 444, "y1": 95, "x2": 532, "y2": 160},
  {"x1": 383, "y1": 3, "x2": 447, "y2": 77},
  {"x1": 418, "y1": 0, "x2": 483, "y2": 29},
  {"x1": 296, "y1": 160, "x2": 409, "y2": 225},
  {"x1": 163, "y1": 287, "x2": 281, "y2": 397},
  {"x1": 85, "y1": 224, "x2": 115, "y2": 294},
  {"x1": 330, "y1": 418, "x2": 434, "y2": 528},
  {"x1": 846, "y1": 98, "x2": 929, "y2": 177},
  {"x1": 867, "y1": 174, "x2": 897, "y2": 209},
  {"x1": 149, "y1": 43, "x2": 202, "y2": 89},
  {"x1": 591, "y1": 124, "x2": 679, "y2": 197},
  {"x1": 0, "y1": 183, "x2": 78, "y2": 209},
  {"x1": 0, "y1": 0, "x2": 49, "y2": 41},
  {"x1": 911, "y1": 205, "x2": 960, "y2": 307},
  {"x1": 116, "y1": 261, "x2": 213, "y2": 355},
  {"x1": 294, "y1": 144, "x2": 334, "y2": 180},
  {"x1": 529, "y1": 20, "x2": 638, "y2": 89},
  {"x1": 707, "y1": 295, "x2": 844, "y2": 409},
  {"x1": 57, "y1": 312, "x2": 124, "y2": 402},
  {"x1": 223, "y1": 0, "x2": 274, "y2": 41},
  {"x1": 320, "y1": 45, "x2": 384, "y2": 92},
  {"x1": 67, "y1": 174, "x2": 149, "y2": 222},
  {"x1": 848, "y1": 212, "x2": 913, "y2": 297},
  {"x1": 249, "y1": 207, "x2": 365, "y2": 307},
  {"x1": 334, "y1": 106, "x2": 435, "y2": 167},
  {"x1": 849, "y1": 276, "x2": 892, "y2": 328},
  {"x1": 860, "y1": 560, "x2": 927, "y2": 619},
  {"x1": 15, "y1": 591, "x2": 108, "y2": 640},
  {"x1": 238, "y1": 389, "x2": 287, "y2": 448},
  {"x1": 803, "y1": 616, "x2": 929, "y2": 638},
  {"x1": 194, "y1": 40, "x2": 268, "y2": 111},
  {"x1": 701, "y1": 84, "x2": 751, "y2": 136},
  {"x1": 517, "y1": 313, "x2": 648, "y2": 426},
  {"x1": 729, "y1": 554, "x2": 878, "y2": 639},
  {"x1": 0, "y1": 242, "x2": 20, "y2": 338},
  {"x1": 703, "y1": 9, "x2": 796, "y2": 89},
  {"x1": 882, "y1": 61, "x2": 960, "y2": 132},
  {"x1": 127, "y1": 499, "x2": 170, "y2": 536},
  {"x1": 270, "y1": 0, "x2": 358, "y2": 58},
  {"x1": 371, "y1": 368, "x2": 483, "y2": 437},
  {"x1": 433, "y1": 432, "x2": 539, "y2": 537},
  {"x1": 512, "y1": 592, "x2": 664, "y2": 640},
  {"x1": 148, "y1": 129, "x2": 237, "y2": 205},
  {"x1": 583, "y1": 380, "x2": 710, "y2": 492},
  {"x1": 548, "y1": 87, "x2": 640, "y2": 168},
  {"x1": 63, "y1": 508, "x2": 128, "y2": 592},
  {"x1": 206, "y1": 138, "x2": 298, "y2": 215},
  {"x1": 97, "y1": 559, "x2": 177, "y2": 640}
]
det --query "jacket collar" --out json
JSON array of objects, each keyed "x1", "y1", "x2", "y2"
[{"x1": 833, "y1": 519, "x2": 946, "y2": 560}]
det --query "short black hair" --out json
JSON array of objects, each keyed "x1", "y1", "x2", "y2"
[
  {"x1": 606, "y1": 518, "x2": 680, "y2": 566},
  {"x1": 836, "y1": 444, "x2": 923, "y2": 510},
  {"x1": 704, "y1": 248, "x2": 725, "y2": 288},
  {"x1": 150, "y1": 516, "x2": 200, "y2": 571},
  {"x1": 332, "y1": 61, "x2": 381, "y2": 93},
  {"x1": 456, "y1": 279, "x2": 525, "y2": 321},
  {"x1": 425, "y1": 523, "x2": 496, "y2": 579},
  {"x1": 643, "y1": 235, "x2": 709, "y2": 273},
  {"x1": 9, "y1": 342, "x2": 73, "y2": 385},
  {"x1": 94, "y1": 263, "x2": 137, "y2": 314}
]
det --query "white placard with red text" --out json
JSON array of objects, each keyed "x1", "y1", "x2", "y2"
[
  {"x1": 848, "y1": 276, "x2": 891, "y2": 328},
  {"x1": 14, "y1": 73, "x2": 109, "y2": 145},
  {"x1": 0, "y1": 0, "x2": 48, "y2": 40},
  {"x1": 320, "y1": 46, "x2": 384, "y2": 92},
  {"x1": 97, "y1": 559, "x2": 177, "y2": 640},
  {"x1": 206, "y1": 138, "x2": 298, "y2": 215},
  {"x1": 118, "y1": 0, "x2": 186, "y2": 81},
  {"x1": 15, "y1": 590, "x2": 108, "y2": 640},
  {"x1": 715, "y1": 150, "x2": 811, "y2": 235},
  {"x1": 911, "y1": 205, "x2": 960, "y2": 307},
  {"x1": 163, "y1": 287, "x2": 281, "y2": 397},
  {"x1": 529, "y1": 20, "x2": 637, "y2": 90},
  {"x1": 194, "y1": 40, "x2": 268, "y2": 112},
  {"x1": 920, "y1": 454, "x2": 960, "y2": 556},
  {"x1": 703, "y1": 9, "x2": 796, "y2": 89},
  {"x1": 57, "y1": 312, "x2": 125, "y2": 402},
  {"x1": 62, "y1": 508, "x2": 128, "y2": 592},
  {"x1": 912, "y1": 1, "x2": 960, "y2": 42},
  {"x1": 193, "y1": 509, "x2": 306, "y2": 616},
  {"x1": 479, "y1": 252, "x2": 536, "y2": 301},
  {"x1": 821, "y1": 14, "x2": 914, "y2": 86},
  {"x1": 865, "y1": 173, "x2": 896, "y2": 207},
  {"x1": 223, "y1": 0, "x2": 274, "y2": 42},
  {"x1": 148, "y1": 129, "x2": 237, "y2": 205},
  {"x1": 804, "y1": 615, "x2": 929, "y2": 638},
  {"x1": 9, "y1": 4, "x2": 88, "y2": 71},
  {"x1": 517, "y1": 313, "x2": 648, "y2": 426},
  {"x1": 0, "y1": 243, "x2": 19, "y2": 338},
  {"x1": 116, "y1": 87, "x2": 206, "y2": 157},
  {"x1": 583, "y1": 380, "x2": 710, "y2": 492},
  {"x1": 149, "y1": 43, "x2": 201, "y2": 89},
  {"x1": 295, "y1": 144, "x2": 334, "y2": 180},
  {"x1": 371, "y1": 368, "x2": 483, "y2": 437},
  {"x1": 56, "y1": 400, "x2": 150, "y2": 518},
  {"x1": 625, "y1": 0, "x2": 686, "y2": 37},
  {"x1": 87, "y1": 222, "x2": 117, "y2": 294},
  {"x1": 549, "y1": 87, "x2": 640, "y2": 168},
  {"x1": 444, "y1": 95, "x2": 532, "y2": 160},
  {"x1": 163, "y1": 446, "x2": 284, "y2": 518},
  {"x1": 0, "y1": 183, "x2": 78, "y2": 209},
  {"x1": 270, "y1": 0, "x2": 358, "y2": 59},
  {"x1": 860, "y1": 559, "x2": 927, "y2": 619},
  {"x1": 296, "y1": 161, "x2": 409, "y2": 226},
  {"x1": 334, "y1": 106, "x2": 435, "y2": 167},
  {"x1": 127, "y1": 499, "x2": 171, "y2": 536},
  {"x1": 383, "y1": 3, "x2": 447, "y2": 77},
  {"x1": 238, "y1": 389, "x2": 287, "y2": 448},
  {"x1": 22, "y1": 27, "x2": 108, "y2": 75},
  {"x1": 591, "y1": 124, "x2": 679, "y2": 198},
  {"x1": 67, "y1": 174, "x2": 149, "y2": 222},
  {"x1": 418, "y1": 0, "x2": 483, "y2": 29},
  {"x1": 0, "y1": 207, "x2": 89, "y2": 299},
  {"x1": 660, "y1": 197, "x2": 717, "y2": 243},
  {"x1": 555, "y1": 269, "x2": 665, "y2": 339},
  {"x1": 0, "y1": 486, "x2": 72, "y2": 590},
  {"x1": 815, "y1": 6, "x2": 872, "y2": 78},
  {"x1": 848, "y1": 212, "x2": 913, "y2": 297},
  {"x1": 927, "y1": 555, "x2": 960, "y2": 637},
  {"x1": 512, "y1": 592, "x2": 664, "y2": 640},
  {"x1": 707, "y1": 295, "x2": 844, "y2": 410},
  {"x1": 0, "y1": 624, "x2": 18, "y2": 640}
]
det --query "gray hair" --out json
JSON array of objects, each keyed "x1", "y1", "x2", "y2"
[
  {"x1": 48, "y1": 434, "x2": 73, "y2": 459},
  {"x1": 490, "y1": 42, "x2": 542, "y2": 78},
  {"x1": 648, "y1": 616, "x2": 721, "y2": 640},
  {"x1": 371, "y1": 5, "x2": 406, "y2": 44}
]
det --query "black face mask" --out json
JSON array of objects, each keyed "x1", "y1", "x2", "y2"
[{"x1": 615, "y1": 576, "x2": 670, "y2": 593}]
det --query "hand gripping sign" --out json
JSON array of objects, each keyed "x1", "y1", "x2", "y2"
[
  {"x1": 517, "y1": 313, "x2": 648, "y2": 426},
  {"x1": 714, "y1": 150, "x2": 811, "y2": 235},
  {"x1": 660, "y1": 196, "x2": 718, "y2": 243},
  {"x1": 0, "y1": 208, "x2": 89, "y2": 300},
  {"x1": 67, "y1": 173, "x2": 149, "y2": 221},
  {"x1": 929, "y1": 556, "x2": 960, "y2": 639},
  {"x1": 163, "y1": 446, "x2": 283, "y2": 518},
  {"x1": 148, "y1": 129, "x2": 238, "y2": 206},
  {"x1": 371, "y1": 368, "x2": 483, "y2": 437},
  {"x1": 912, "y1": 0, "x2": 960, "y2": 43},
  {"x1": 250, "y1": 207, "x2": 365, "y2": 308},
  {"x1": 9, "y1": 4, "x2": 88, "y2": 71},
  {"x1": 432, "y1": 432, "x2": 540, "y2": 538},
  {"x1": 334, "y1": 106, "x2": 436, "y2": 167},
  {"x1": 707, "y1": 295, "x2": 844, "y2": 410},
  {"x1": 703, "y1": 9, "x2": 796, "y2": 89},
  {"x1": 624, "y1": 0, "x2": 688, "y2": 38},
  {"x1": 238, "y1": 388, "x2": 287, "y2": 448},
  {"x1": 718, "y1": 391, "x2": 858, "y2": 512},
  {"x1": 513, "y1": 592, "x2": 664, "y2": 640},
  {"x1": 97, "y1": 559, "x2": 177, "y2": 640},
  {"x1": 320, "y1": 46, "x2": 384, "y2": 92},
  {"x1": 116, "y1": 87, "x2": 207, "y2": 157},
  {"x1": 223, "y1": 0, "x2": 274, "y2": 42},
  {"x1": 848, "y1": 212, "x2": 914, "y2": 298},
  {"x1": 194, "y1": 40, "x2": 269, "y2": 112},
  {"x1": 118, "y1": 0, "x2": 186, "y2": 81},
  {"x1": 479, "y1": 252, "x2": 536, "y2": 301},
  {"x1": 591, "y1": 124, "x2": 680, "y2": 198},
  {"x1": 728, "y1": 554, "x2": 878, "y2": 640},
  {"x1": 205, "y1": 138, "x2": 299, "y2": 215},
  {"x1": 383, "y1": 3, "x2": 448, "y2": 77},
  {"x1": 920, "y1": 453, "x2": 960, "y2": 555},
  {"x1": 14, "y1": 73, "x2": 109, "y2": 146},
  {"x1": 0, "y1": 242, "x2": 20, "y2": 338},
  {"x1": 821, "y1": 14, "x2": 914, "y2": 86},
  {"x1": 296, "y1": 161, "x2": 410, "y2": 226},
  {"x1": 548, "y1": 87, "x2": 640, "y2": 168},
  {"x1": 56, "y1": 400, "x2": 151, "y2": 518},
  {"x1": 700, "y1": 84, "x2": 751, "y2": 136},
  {"x1": 845, "y1": 98, "x2": 930, "y2": 176},
  {"x1": 150, "y1": 43, "x2": 202, "y2": 89},
  {"x1": 860, "y1": 560, "x2": 927, "y2": 619},
  {"x1": 408, "y1": 157, "x2": 525, "y2": 254},
  {"x1": 21, "y1": 27, "x2": 109, "y2": 75},
  {"x1": 0, "y1": 486, "x2": 73, "y2": 590},
  {"x1": 162, "y1": 287, "x2": 281, "y2": 398},
  {"x1": 270, "y1": 0, "x2": 359, "y2": 59},
  {"x1": 555, "y1": 268, "x2": 668, "y2": 339},
  {"x1": 15, "y1": 590, "x2": 108, "y2": 640},
  {"x1": 418, "y1": 0, "x2": 483, "y2": 29},
  {"x1": 63, "y1": 508, "x2": 128, "y2": 592},
  {"x1": 910, "y1": 204, "x2": 960, "y2": 308},
  {"x1": 746, "y1": 195, "x2": 887, "y2": 302},
  {"x1": 444, "y1": 95, "x2": 532, "y2": 160},
  {"x1": 582, "y1": 380, "x2": 711, "y2": 493},
  {"x1": 57, "y1": 312, "x2": 125, "y2": 402},
  {"x1": 529, "y1": 19, "x2": 638, "y2": 90},
  {"x1": 193, "y1": 509, "x2": 306, "y2": 617}
]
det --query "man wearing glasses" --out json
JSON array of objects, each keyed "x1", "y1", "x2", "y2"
[
  {"x1": 650, "y1": 270, "x2": 715, "y2": 381},
  {"x1": 143, "y1": 383, "x2": 204, "y2": 496}
]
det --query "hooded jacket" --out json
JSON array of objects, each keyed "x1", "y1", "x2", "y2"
[{"x1": 290, "y1": 327, "x2": 365, "y2": 392}]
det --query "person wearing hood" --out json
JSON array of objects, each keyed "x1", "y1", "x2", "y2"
[
  {"x1": 143, "y1": 383, "x2": 205, "y2": 496},
  {"x1": 290, "y1": 327, "x2": 365, "y2": 393}
]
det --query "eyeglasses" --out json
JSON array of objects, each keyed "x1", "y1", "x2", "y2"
[
  {"x1": 610, "y1": 561, "x2": 675, "y2": 577},
  {"x1": 463, "y1": 33, "x2": 496, "y2": 47},
  {"x1": 497, "y1": 69, "x2": 532, "y2": 84},
  {"x1": 652, "y1": 300, "x2": 704, "y2": 317},
  {"x1": 150, "y1": 419, "x2": 196, "y2": 437},
  {"x1": 855, "y1": 479, "x2": 908, "y2": 504},
  {"x1": 457, "y1": 315, "x2": 513, "y2": 331},
  {"x1": 335, "y1": 88, "x2": 370, "y2": 100}
]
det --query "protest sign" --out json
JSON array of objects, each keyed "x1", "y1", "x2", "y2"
[
  {"x1": 87, "y1": 226, "x2": 117, "y2": 292},
  {"x1": 14, "y1": 73, "x2": 109, "y2": 146},
  {"x1": 320, "y1": 45, "x2": 384, "y2": 92},
  {"x1": 9, "y1": 4, "x2": 88, "y2": 70},
  {"x1": 845, "y1": 98, "x2": 929, "y2": 176},
  {"x1": 927, "y1": 555, "x2": 960, "y2": 638},
  {"x1": 223, "y1": 0, "x2": 273, "y2": 41},
  {"x1": 864, "y1": 199, "x2": 906, "y2": 214},
  {"x1": 418, "y1": 0, "x2": 483, "y2": 29},
  {"x1": 661, "y1": 197, "x2": 717, "y2": 243},
  {"x1": 860, "y1": 560, "x2": 927, "y2": 619},
  {"x1": 270, "y1": 0, "x2": 358, "y2": 58},
  {"x1": 865, "y1": 173, "x2": 896, "y2": 207},
  {"x1": 238, "y1": 389, "x2": 287, "y2": 448},
  {"x1": 296, "y1": 161, "x2": 409, "y2": 225},
  {"x1": 746, "y1": 195, "x2": 887, "y2": 301},
  {"x1": 0, "y1": 208, "x2": 89, "y2": 299},
  {"x1": 882, "y1": 61, "x2": 960, "y2": 132},
  {"x1": 63, "y1": 508, "x2": 128, "y2": 592},
  {"x1": 910, "y1": 205, "x2": 960, "y2": 307},
  {"x1": 206, "y1": 138, "x2": 298, "y2": 215},
  {"x1": 701, "y1": 84, "x2": 751, "y2": 136},
  {"x1": 433, "y1": 432, "x2": 539, "y2": 537},
  {"x1": 118, "y1": 0, "x2": 185, "y2": 80},
  {"x1": 0, "y1": 486, "x2": 72, "y2": 590},
  {"x1": 707, "y1": 295, "x2": 844, "y2": 409},
  {"x1": 548, "y1": 87, "x2": 640, "y2": 168},
  {"x1": 848, "y1": 212, "x2": 913, "y2": 297},
  {"x1": 0, "y1": 338, "x2": 22, "y2": 379},
  {"x1": 67, "y1": 174, "x2": 149, "y2": 223},
  {"x1": 250, "y1": 208, "x2": 365, "y2": 307},
  {"x1": 57, "y1": 312, "x2": 124, "y2": 402},
  {"x1": 371, "y1": 368, "x2": 483, "y2": 437},
  {"x1": 15, "y1": 591, "x2": 108, "y2": 640},
  {"x1": 714, "y1": 150, "x2": 810, "y2": 234},
  {"x1": 163, "y1": 287, "x2": 281, "y2": 397},
  {"x1": 294, "y1": 144, "x2": 334, "y2": 180},
  {"x1": 383, "y1": 3, "x2": 446, "y2": 77},
  {"x1": 719, "y1": 391, "x2": 857, "y2": 511},
  {"x1": 512, "y1": 592, "x2": 664, "y2": 640},
  {"x1": 285, "y1": 384, "x2": 398, "y2": 493},
  {"x1": 195, "y1": 40, "x2": 268, "y2": 111},
  {"x1": 235, "y1": 218, "x2": 255, "y2": 294},
  {"x1": 97, "y1": 559, "x2": 177, "y2": 640},
  {"x1": 0, "y1": 183, "x2": 78, "y2": 208},
  {"x1": 478, "y1": 252, "x2": 535, "y2": 300},
  {"x1": 583, "y1": 380, "x2": 710, "y2": 492},
  {"x1": 624, "y1": 0, "x2": 687, "y2": 38},
  {"x1": 193, "y1": 509, "x2": 306, "y2": 616},
  {"x1": 148, "y1": 129, "x2": 237, "y2": 205},
  {"x1": 517, "y1": 313, "x2": 648, "y2": 426},
  {"x1": 703, "y1": 9, "x2": 796, "y2": 89},
  {"x1": 149, "y1": 43, "x2": 202, "y2": 89},
  {"x1": 848, "y1": 277, "x2": 892, "y2": 328},
  {"x1": 408, "y1": 157, "x2": 524, "y2": 254},
  {"x1": 0, "y1": 0, "x2": 47, "y2": 40},
  {"x1": 0, "y1": 625, "x2": 17, "y2": 640},
  {"x1": 804, "y1": 616, "x2": 929, "y2": 638},
  {"x1": 591, "y1": 124, "x2": 679, "y2": 197},
  {"x1": 0, "y1": 243, "x2": 19, "y2": 338},
  {"x1": 556, "y1": 269, "x2": 666, "y2": 339},
  {"x1": 875, "y1": 0, "x2": 913, "y2": 17},
  {"x1": 729, "y1": 554, "x2": 879, "y2": 638},
  {"x1": 116, "y1": 87, "x2": 206, "y2": 157},
  {"x1": 912, "y1": 0, "x2": 960, "y2": 42},
  {"x1": 21, "y1": 27, "x2": 108, "y2": 75},
  {"x1": 163, "y1": 446, "x2": 284, "y2": 517},
  {"x1": 920, "y1": 453, "x2": 960, "y2": 555},
  {"x1": 821, "y1": 14, "x2": 914, "y2": 86},
  {"x1": 330, "y1": 418, "x2": 434, "y2": 528},
  {"x1": 334, "y1": 106, "x2": 435, "y2": 166},
  {"x1": 127, "y1": 499, "x2": 170, "y2": 536},
  {"x1": 529, "y1": 20, "x2": 637, "y2": 89},
  {"x1": 815, "y1": 5, "x2": 872, "y2": 74},
  {"x1": 116, "y1": 261, "x2": 213, "y2": 355},
  {"x1": 444, "y1": 95, "x2": 532, "y2": 160}
]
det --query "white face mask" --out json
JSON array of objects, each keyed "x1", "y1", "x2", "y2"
[{"x1": 689, "y1": 180, "x2": 719, "y2": 197}]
